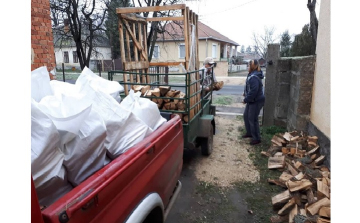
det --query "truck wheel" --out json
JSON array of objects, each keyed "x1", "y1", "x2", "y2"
[{"x1": 200, "y1": 125, "x2": 214, "y2": 156}]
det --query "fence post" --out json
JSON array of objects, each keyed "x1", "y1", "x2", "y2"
[
  {"x1": 62, "y1": 63, "x2": 65, "y2": 82},
  {"x1": 98, "y1": 61, "x2": 102, "y2": 77}
]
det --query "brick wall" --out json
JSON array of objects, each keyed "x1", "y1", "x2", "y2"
[{"x1": 31, "y1": 0, "x2": 55, "y2": 77}]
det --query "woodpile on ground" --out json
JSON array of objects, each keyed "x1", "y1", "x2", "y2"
[
  {"x1": 133, "y1": 85, "x2": 189, "y2": 123},
  {"x1": 261, "y1": 131, "x2": 330, "y2": 223}
]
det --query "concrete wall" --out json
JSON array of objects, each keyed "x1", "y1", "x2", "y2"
[
  {"x1": 31, "y1": 0, "x2": 56, "y2": 75},
  {"x1": 310, "y1": 0, "x2": 331, "y2": 139}
]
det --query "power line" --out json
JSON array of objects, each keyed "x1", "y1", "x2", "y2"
[{"x1": 199, "y1": 0, "x2": 261, "y2": 17}]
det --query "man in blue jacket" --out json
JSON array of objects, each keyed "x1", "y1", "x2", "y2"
[{"x1": 242, "y1": 59, "x2": 265, "y2": 145}]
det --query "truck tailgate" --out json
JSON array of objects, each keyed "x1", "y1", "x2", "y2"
[{"x1": 41, "y1": 115, "x2": 184, "y2": 223}]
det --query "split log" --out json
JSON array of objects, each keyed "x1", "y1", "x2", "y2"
[
  {"x1": 271, "y1": 190, "x2": 292, "y2": 208},
  {"x1": 317, "y1": 180, "x2": 330, "y2": 199},
  {"x1": 183, "y1": 115, "x2": 189, "y2": 123},
  {"x1": 174, "y1": 92, "x2": 186, "y2": 104},
  {"x1": 287, "y1": 163, "x2": 299, "y2": 176},
  {"x1": 141, "y1": 85, "x2": 150, "y2": 95},
  {"x1": 274, "y1": 152, "x2": 283, "y2": 157},
  {"x1": 271, "y1": 135, "x2": 286, "y2": 146},
  {"x1": 152, "y1": 88, "x2": 160, "y2": 97},
  {"x1": 177, "y1": 102, "x2": 186, "y2": 110},
  {"x1": 322, "y1": 177, "x2": 330, "y2": 187},
  {"x1": 308, "y1": 141, "x2": 318, "y2": 148},
  {"x1": 159, "y1": 86, "x2": 171, "y2": 96},
  {"x1": 299, "y1": 209, "x2": 307, "y2": 216},
  {"x1": 294, "y1": 161, "x2": 304, "y2": 171},
  {"x1": 315, "y1": 155, "x2": 325, "y2": 165},
  {"x1": 300, "y1": 195, "x2": 307, "y2": 203},
  {"x1": 145, "y1": 90, "x2": 153, "y2": 97},
  {"x1": 306, "y1": 197, "x2": 330, "y2": 215},
  {"x1": 282, "y1": 147, "x2": 289, "y2": 155},
  {"x1": 133, "y1": 85, "x2": 144, "y2": 92},
  {"x1": 279, "y1": 172, "x2": 293, "y2": 183},
  {"x1": 291, "y1": 192, "x2": 303, "y2": 206},
  {"x1": 283, "y1": 132, "x2": 292, "y2": 141},
  {"x1": 268, "y1": 179, "x2": 287, "y2": 188},
  {"x1": 289, "y1": 136, "x2": 299, "y2": 142},
  {"x1": 318, "y1": 206, "x2": 330, "y2": 218},
  {"x1": 261, "y1": 151, "x2": 271, "y2": 157},
  {"x1": 311, "y1": 154, "x2": 318, "y2": 161},
  {"x1": 270, "y1": 215, "x2": 289, "y2": 223},
  {"x1": 278, "y1": 198, "x2": 295, "y2": 216},
  {"x1": 317, "y1": 218, "x2": 330, "y2": 223},
  {"x1": 268, "y1": 146, "x2": 283, "y2": 156},
  {"x1": 268, "y1": 156, "x2": 285, "y2": 169},
  {"x1": 289, "y1": 204, "x2": 298, "y2": 223},
  {"x1": 294, "y1": 172, "x2": 305, "y2": 181},
  {"x1": 306, "y1": 146, "x2": 320, "y2": 156},
  {"x1": 286, "y1": 179, "x2": 312, "y2": 192},
  {"x1": 307, "y1": 136, "x2": 318, "y2": 143}
]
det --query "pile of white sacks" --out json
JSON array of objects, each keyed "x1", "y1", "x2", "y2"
[{"x1": 31, "y1": 66, "x2": 166, "y2": 207}]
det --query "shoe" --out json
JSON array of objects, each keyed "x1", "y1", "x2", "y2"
[
  {"x1": 242, "y1": 134, "x2": 252, "y2": 138},
  {"x1": 250, "y1": 140, "x2": 261, "y2": 145}
]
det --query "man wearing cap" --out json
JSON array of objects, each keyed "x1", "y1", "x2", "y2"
[{"x1": 200, "y1": 57, "x2": 217, "y2": 96}]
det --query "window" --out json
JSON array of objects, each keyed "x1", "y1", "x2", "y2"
[
  {"x1": 179, "y1": 44, "x2": 185, "y2": 58},
  {"x1": 63, "y1": 51, "x2": 69, "y2": 63},
  {"x1": 153, "y1": 45, "x2": 159, "y2": 58},
  {"x1": 212, "y1": 44, "x2": 217, "y2": 58},
  {"x1": 73, "y1": 51, "x2": 78, "y2": 63}
]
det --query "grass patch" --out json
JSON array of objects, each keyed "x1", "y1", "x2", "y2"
[
  {"x1": 234, "y1": 124, "x2": 287, "y2": 222},
  {"x1": 212, "y1": 96, "x2": 233, "y2": 106},
  {"x1": 55, "y1": 73, "x2": 81, "y2": 80}
]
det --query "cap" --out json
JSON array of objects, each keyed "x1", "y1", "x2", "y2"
[{"x1": 204, "y1": 57, "x2": 215, "y2": 65}]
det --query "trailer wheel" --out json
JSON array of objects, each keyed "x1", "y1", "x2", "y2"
[{"x1": 200, "y1": 125, "x2": 214, "y2": 156}]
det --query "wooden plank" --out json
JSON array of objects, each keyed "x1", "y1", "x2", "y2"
[
  {"x1": 150, "y1": 62, "x2": 183, "y2": 66},
  {"x1": 116, "y1": 4, "x2": 186, "y2": 14},
  {"x1": 289, "y1": 204, "x2": 298, "y2": 223},
  {"x1": 286, "y1": 179, "x2": 312, "y2": 192},
  {"x1": 119, "y1": 13, "x2": 147, "y2": 24},
  {"x1": 318, "y1": 206, "x2": 330, "y2": 218},
  {"x1": 123, "y1": 61, "x2": 149, "y2": 71},
  {"x1": 118, "y1": 19, "x2": 128, "y2": 94},
  {"x1": 146, "y1": 16, "x2": 184, "y2": 22},
  {"x1": 132, "y1": 22, "x2": 139, "y2": 86},
  {"x1": 195, "y1": 13, "x2": 200, "y2": 113},
  {"x1": 268, "y1": 156, "x2": 285, "y2": 169},
  {"x1": 306, "y1": 197, "x2": 330, "y2": 215},
  {"x1": 278, "y1": 198, "x2": 295, "y2": 216},
  {"x1": 279, "y1": 172, "x2": 293, "y2": 183},
  {"x1": 271, "y1": 190, "x2": 291, "y2": 207},
  {"x1": 317, "y1": 180, "x2": 330, "y2": 199},
  {"x1": 143, "y1": 23, "x2": 149, "y2": 84}
]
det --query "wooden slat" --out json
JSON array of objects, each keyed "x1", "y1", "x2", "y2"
[
  {"x1": 143, "y1": 23, "x2": 149, "y2": 83},
  {"x1": 119, "y1": 13, "x2": 147, "y2": 24},
  {"x1": 121, "y1": 19, "x2": 148, "y2": 61},
  {"x1": 125, "y1": 25, "x2": 131, "y2": 64},
  {"x1": 116, "y1": 4, "x2": 186, "y2": 14},
  {"x1": 133, "y1": 23, "x2": 139, "y2": 84},
  {"x1": 118, "y1": 19, "x2": 128, "y2": 94},
  {"x1": 146, "y1": 16, "x2": 184, "y2": 22},
  {"x1": 123, "y1": 61, "x2": 149, "y2": 70}
]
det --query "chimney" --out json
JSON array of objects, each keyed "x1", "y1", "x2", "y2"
[{"x1": 64, "y1": 19, "x2": 70, "y2": 33}]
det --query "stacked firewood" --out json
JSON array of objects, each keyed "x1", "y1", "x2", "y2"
[
  {"x1": 133, "y1": 85, "x2": 189, "y2": 123},
  {"x1": 261, "y1": 131, "x2": 330, "y2": 223}
]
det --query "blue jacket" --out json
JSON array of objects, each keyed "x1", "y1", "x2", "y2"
[{"x1": 244, "y1": 70, "x2": 265, "y2": 103}]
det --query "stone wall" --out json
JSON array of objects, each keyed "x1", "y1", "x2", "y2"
[
  {"x1": 263, "y1": 44, "x2": 315, "y2": 132},
  {"x1": 31, "y1": 0, "x2": 56, "y2": 76}
]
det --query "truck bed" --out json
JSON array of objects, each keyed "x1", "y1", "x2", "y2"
[{"x1": 36, "y1": 115, "x2": 184, "y2": 223}]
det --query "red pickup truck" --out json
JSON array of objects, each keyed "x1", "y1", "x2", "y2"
[{"x1": 32, "y1": 114, "x2": 184, "y2": 223}]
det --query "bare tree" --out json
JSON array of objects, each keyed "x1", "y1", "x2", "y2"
[
  {"x1": 307, "y1": 0, "x2": 318, "y2": 55},
  {"x1": 50, "y1": 0, "x2": 109, "y2": 69},
  {"x1": 252, "y1": 26, "x2": 277, "y2": 59}
]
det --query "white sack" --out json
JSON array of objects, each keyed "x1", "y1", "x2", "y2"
[
  {"x1": 37, "y1": 95, "x2": 92, "y2": 145},
  {"x1": 50, "y1": 80, "x2": 80, "y2": 97},
  {"x1": 63, "y1": 109, "x2": 107, "y2": 186},
  {"x1": 31, "y1": 100, "x2": 73, "y2": 207},
  {"x1": 120, "y1": 90, "x2": 166, "y2": 131},
  {"x1": 80, "y1": 89, "x2": 153, "y2": 159},
  {"x1": 31, "y1": 66, "x2": 53, "y2": 102},
  {"x1": 76, "y1": 66, "x2": 123, "y2": 103}
]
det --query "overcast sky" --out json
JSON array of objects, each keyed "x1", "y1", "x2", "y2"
[{"x1": 185, "y1": 0, "x2": 321, "y2": 50}]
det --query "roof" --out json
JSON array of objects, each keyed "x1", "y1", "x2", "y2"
[{"x1": 157, "y1": 21, "x2": 239, "y2": 46}]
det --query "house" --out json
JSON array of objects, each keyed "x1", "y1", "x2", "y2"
[
  {"x1": 153, "y1": 21, "x2": 240, "y2": 76},
  {"x1": 53, "y1": 21, "x2": 112, "y2": 71}
]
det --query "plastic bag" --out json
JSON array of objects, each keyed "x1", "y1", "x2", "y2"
[
  {"x1": 50, "y1": 80, "x2": 80, "y2": 97},
  {"x1": 120, "y1": 90, "x2": 166, "y2": 131},
  {"x1": 31, "y1": 66, "x2": 53, "y2": 102},
  {"x1": 76, "y1": 66, "x2": 123, "y2": 103}
]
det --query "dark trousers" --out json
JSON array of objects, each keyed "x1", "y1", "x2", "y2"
[{"x1": 243, "y1": 100, "x2": 264, "y2": 141}]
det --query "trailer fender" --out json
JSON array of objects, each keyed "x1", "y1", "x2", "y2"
[{"x1": 198, "y1": 115, "x2": 215, "y2": 138}]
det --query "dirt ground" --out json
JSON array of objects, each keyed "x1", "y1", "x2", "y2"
[{"x1": 165, "y1": 114, "x2": 263, "y2": 223}]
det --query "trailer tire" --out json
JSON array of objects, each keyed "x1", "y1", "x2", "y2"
[{"x1": 200, "y1": 125, "x2": 213, "y2": 156}]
